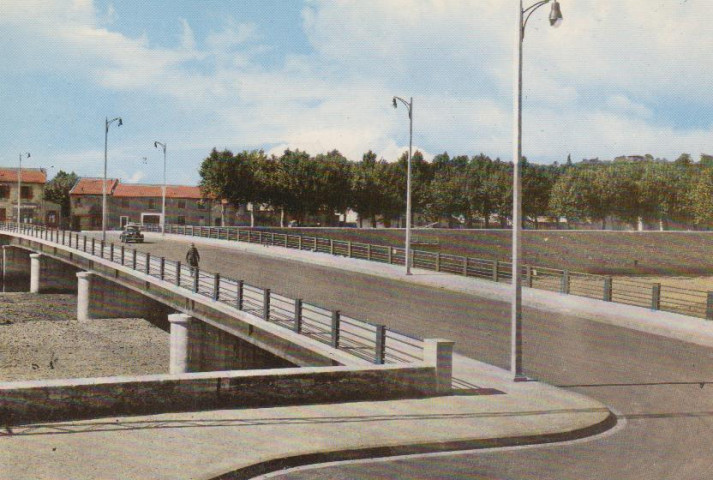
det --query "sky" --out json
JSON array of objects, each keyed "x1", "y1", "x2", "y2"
[{"x1": 1, "y1": 0, "x2": 712, "y2": 186}]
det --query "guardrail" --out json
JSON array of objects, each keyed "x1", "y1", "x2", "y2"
[
  {"x1": 145, "y1": 223, "x2": 713, "y2": 321},
  {"x1": 0, "y1": 222, "x2": 424, "y2": 365}
]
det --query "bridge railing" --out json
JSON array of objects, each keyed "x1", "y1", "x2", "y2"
[
  {"x1": 144, "y1": 223, "x2": 713, "y2": 322},
  {"x1": 0, "y1": 222, "x2": 423, "y2": 365}
]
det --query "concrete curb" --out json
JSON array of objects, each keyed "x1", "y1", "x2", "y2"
[{"x1": 210, "y1": 410, "x2": 617, "y2": 480}]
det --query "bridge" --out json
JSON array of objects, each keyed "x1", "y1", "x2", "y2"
[{"x1": 0, "y1": 222, "x2": 454, "y2": 425}]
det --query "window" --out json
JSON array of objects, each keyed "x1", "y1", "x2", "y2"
[
  {"x1": 177, "y1": 215, "x2": 186, "y2": 225},
  {"x1": 21, "y1": 186, "x2": 33, "y2": 199},
  {"x1": 177, "y1": 199, "x2": 186, "y2": 209},
  {"x1": 0, "y1": 185, "x2": 9, "y2": 198},
  {"x1": 148, "y1": 198, "x2": 156, "y2": 209}
]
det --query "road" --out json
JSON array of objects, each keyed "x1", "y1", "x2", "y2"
[{"x1": 128, "y1": 235, "x2": 713, "y2": 479}]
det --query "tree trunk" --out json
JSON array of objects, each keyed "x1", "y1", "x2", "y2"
[
  {"x1": 280, "y1": 208, "x2": 285, "y2": 228},
  {"x1": 250, "y1": 206, "x2": 255, "y2": 228}
]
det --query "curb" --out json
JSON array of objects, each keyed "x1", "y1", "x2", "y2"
[{"x1": 209, "y1": 410, "x2": 617, "y2": 480}]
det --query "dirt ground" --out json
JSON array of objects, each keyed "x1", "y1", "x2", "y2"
[{"x1": 0, "y1": 293, "x2": 169, "y2": 382}]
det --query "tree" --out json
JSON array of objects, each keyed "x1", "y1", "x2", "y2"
[
  {"x1": 351, "y1": 151, "x2": 388, "y2": 227},
  {"x1": 44, "y1": 170, "x2": 79, "y2": 225}
]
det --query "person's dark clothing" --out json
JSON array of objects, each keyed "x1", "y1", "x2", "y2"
[{"x1": 186, "y1": 246, "x2": 200, "y2": 267}]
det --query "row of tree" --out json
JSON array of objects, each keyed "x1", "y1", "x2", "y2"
[{"x1": 198, "y1": 148, "x2": 713, "y2": 229}]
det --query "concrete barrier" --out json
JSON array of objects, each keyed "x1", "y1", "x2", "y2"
[{"x1": 0, "y1": 364, "x2": 439, "y2": 426}]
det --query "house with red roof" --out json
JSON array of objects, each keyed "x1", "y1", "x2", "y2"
[
  {"x1": 0, "y1": 167, "x2": 60, "y2": 226},
  {"x1": 69, "y1": 178, "x2": 216, "y2": 230}
]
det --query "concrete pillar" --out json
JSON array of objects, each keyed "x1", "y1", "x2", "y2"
[
  {"x1": 1, "y1": 246, "x2": 7, "y2": 292},
  {"x1": 29, "y1": 253, "x2": 41, "y2": 293},
  {"x1": 76, "y1": 271, "x2": 92, "y2": 321},
  {"x1": 168, "y1": 313, "x2": 193, "y2": 374},
  {"x1": 424, "y1": 338, "x2": 455, "y2": 394}
]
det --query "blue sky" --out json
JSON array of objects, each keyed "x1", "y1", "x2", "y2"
[{"x1": 1, "y1": 1, "x2": 713, "y2": 186}]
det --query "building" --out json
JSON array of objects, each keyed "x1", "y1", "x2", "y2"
[
  {"x1": 0, "y1": 167, "x2": 60, "y2": 226},
  {"x1": 69, "y1": 178, "x2": 214, "y2": 230}
]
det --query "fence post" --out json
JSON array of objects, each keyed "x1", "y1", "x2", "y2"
[
  {"x1": 193, "y1": 268, "x2": 199, "y2": 293},
  {"x1": 330, "y1": 239, "x2": 334, "y2": 255},
  {"x1": 132, "y1": 249, "x2": 137, "y2": 270},
  {"x1": 603, "y1": 277, "x2": 613, "y2": 302},
  {"x1": 347, "y1": 241, "x2": 352, "y2": 257},
  {"x1": 91, "y1": 238, "x2": 96, "y2": 255},
  {"x1": 237, "y1": 280, "x2": 244, "y2": 310},
  {"x1": 388, "y1": 247, "x2": 393, "y2": 264},
  {"x1": 313, "y1": 237, "x2": 317, "y2": 251},
  {"x1": 160, "y1": 257, "x2": 165, "y2": 280},
  {"x1": 213, "y1": 273, "x2": 220, "y2": 301},
  {"x1": 560, "y1": 270, "x2": 570, "y2": 294},
  {"x1": 707, "y1": 292, "x2": 713, "y2": 320},
  {"x1": 375, "y1": 325, "x2": 386, "y2": 364},
  {"x1": 436, "y1": 252, "x2": 441, "y2": 272},
  {"x1": 492, "y1": 260, "x2": 499, "y2": 282},
  {"x1": 284, "y1": 234, "x2": 288, "y2": 248},
  {"x1": 526, "y1": 265, "x2": 533, "y2": 288},
  {"x1": 367, "y1": 244, "x2": 372, "y2": 261},
  {"x1": 100, "y1": 240, "x2": 105, "y2": 259},
  {"x1": 294, "y1": 298, "x2": 303, "y2": 333},
  {"x1": 176, "y1": 261, "x2": 181, "y2": 286},
  {"x1": 651, "y1": 283, "x2": 661, "y2": 310},
  {"x1": 298, "y1": 236, "x2": 302, "y2": 250},
  {"x1": 331, "y1": 310, "x2": 341, "y2": 348},
  {"x1": 462, "y1": 257, "x2": 468, "y2": 276},
  {"x1": 263, "y1": 288, "x2": 271, "y2": 320},
  {"x1": 145, "y1": 252, "x2": 151, "y2": 275},
  {"x1": 258, "y1": 231, "x2": 262, "y2": 244},
  {"x1": 121, "y1": 245, "x2": 125, "y2": 265}
]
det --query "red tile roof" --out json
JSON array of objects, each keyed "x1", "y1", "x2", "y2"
[
  {"x1": 70, "y1": 178, "x2": 119, "y2": 195},
  {"x1": 0, "y1": 168, "x2": 46, "y2": 183},
  {"x1": 113, "y1": 183, "x2": 203, "y2": 199}
]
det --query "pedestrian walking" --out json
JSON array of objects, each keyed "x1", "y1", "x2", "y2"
[{"x1": 186, "y1": 243, "x2": 200, "y2": 277}]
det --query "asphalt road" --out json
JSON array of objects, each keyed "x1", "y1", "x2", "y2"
[{"x1": 126, "y1": 235, "x2": 713, "y2": 479}]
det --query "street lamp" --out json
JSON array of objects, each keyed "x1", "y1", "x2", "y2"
[
  {"x1": 103, "y1": 116, "x2": 122, "y2": 242},
  {"x1": 154, "y1": 141, "x2": 167, "y2": 236},
  {"x1": 511, "y1": 0, "x2": 563, "y2": 381},
  {"x1": 17, "y1": 152, "x2": 30, "y2": 227},
  {"x1": 392, "y1": 95, "x2": 414, "y2": 275}
]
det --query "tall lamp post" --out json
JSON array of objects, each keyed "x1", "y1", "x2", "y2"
[
  {"x1": 392, "y1": 96, "x2": 414, "y2": 275},
  {"x1": 154, "y1": 141, "x2": 167, "y2": 236},
  {"x1": 17, "y1": 152, "x2": 30, "y2": 227},
  {"x1": 103, "y1": 116, "x2": 123, "y2": 242},
  {"x1": 511, "y1": 0, "x2": 562, "y2": 381}
]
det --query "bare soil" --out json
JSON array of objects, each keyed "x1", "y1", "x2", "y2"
[{"x1": 0, "y1": 293, "x2": 169, "y2": 382}]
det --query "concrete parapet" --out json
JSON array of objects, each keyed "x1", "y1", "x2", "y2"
[
  {"x1": 424, "y1": 338, "x2": 455, "y2": 394},
  {"x1": 0, "y1": 365, "x2": 439, "y2": 426}
]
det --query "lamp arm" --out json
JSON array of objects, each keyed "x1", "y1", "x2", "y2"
[
  {"x1": 522, "y1": 0, "x2": 551, "y2": 37},
  {"x1": 393, "y1": 96, "x2": 412, "y2": 115}
]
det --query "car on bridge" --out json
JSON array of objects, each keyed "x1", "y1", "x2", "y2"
[{"x1": 120, "y1": 224, "x2": 144, "y2": 243}]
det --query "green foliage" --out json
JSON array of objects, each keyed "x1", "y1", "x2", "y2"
[{"x1": 44, "y1": 170, "x2": 79, "y2": 219}]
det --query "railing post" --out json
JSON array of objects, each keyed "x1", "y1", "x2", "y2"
[
  {"x1": 109, "y1": 243, "x2": 114, "y2": 262},
  {"x1": 132, "y1": 249, "x2": 137, "y2": 269},
  {"x1": 263, "y1": 288, "x2": 271, "y2": 320},
  {"x1": 492, "y1": 260, "x2": 499, "y2": 282},
  {"x1": 603, "y1": 277, "x2": 613, "y2": 302},
  {"x1": 160, "y1": 257, "x2": 165, "y2": 280},
  {"x1": 331, "y1": 310, "x2": 341, "y2": 348},
  {"x1": 375, "y1": 325, "x2": 386, "y2": 364},
  {"x1": 347, "y1": 241, "x2": 352, "y2": 257},
  {"x1": 367, "y1": 244, "x2": 372, "y2": 261},
  {"x1": 388, "y1": 247, "x2": 393, "y2": 264},
  {"x1": 176, "y1": 261, "x2": 182, "y2": 287},
  {"x1": 83, "y1": 236, "x2": 87, "y2": 252},
  {"x1": 284, "y1": 234, "x2": 288, "y2": 248},
  {"x1": 526, "y1": 265, "x2": 533, "y2": 288},
  {"x1": 462, "y1": 257, "x2": 468, "y2": 276},
  {"x1": 121, "y1": 245, "x2": 125, "y2": 265},
  {"x1": 62, "y1": 230, "x2": 65, "y2": 245},
  {"x1": 193, "y1": 268, "x2": 199, "y2": 293},
  {"x1": 330, "y1": 239, "x2": 334, "y2": 255},
  {"x1": 213, "y1": 273, "x2": 220, "y2": 301},
  {"x1": 707, "y1": 292, "x2": 713, "y2": 320},
  {"x1": 298, "y1": 235, "x2": 303, "y2": 250},
  {"x1": 99, "y1": 240, "x2": 105, "y2": 258},
  {"x1": 313, "y1": 237, "x2": 317, "y2": 251},
  {"x1": 435, "y1": 252, "x2": 441, "y2": 272},
  {"x1": 258, "y1": 231, "x2": 262, "y2": 244},
  {"x1": 294, "y1": 298, "x2": 303, "y2": 333},
  {"x1": 145, "y1": 252, "x2": 151, "y2": 275},
  {"x1": 651, "y1": 283, "x2": 661, "y2": 311},
  {"x1": 91, "y1": 238, "x2": 95, "y2": 256},
  {"x1": 237, "y1": 280, "x2": 244, "y2": 310},
  {"x1": 560, "y1": 270, "x2": 570, "y2": 294}
]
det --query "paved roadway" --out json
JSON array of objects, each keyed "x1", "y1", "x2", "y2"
[{"x1": 128, "y1": 235, "x2": 713, "y2": 479}]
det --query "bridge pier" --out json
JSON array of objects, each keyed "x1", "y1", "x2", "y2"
[
  {"x1": 29, "y1": 253, "x2": 40, "y2": 293},
  {"x1": 1, "y1": 245, "x2": 30, "y2": 292}
]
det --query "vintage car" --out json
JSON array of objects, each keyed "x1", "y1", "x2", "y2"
[{"x1": 119, "y1": 224, "x2": 144, "y2": 243}]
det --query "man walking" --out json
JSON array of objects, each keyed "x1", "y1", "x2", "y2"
[{"x1": 186, "y1": 243, "x2": 200, "y2": 277}]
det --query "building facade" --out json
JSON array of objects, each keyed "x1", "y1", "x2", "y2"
[
  {"x1": 0, "y1": 167, "x2": 60, "y2": 226},
  {"x1": 70, "y1": 178, "x2": 214, "y2": 230}
]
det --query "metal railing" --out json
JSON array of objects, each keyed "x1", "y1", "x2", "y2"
[
  {"x1": 146, "y1": 223, "x2": 713, "y2": 322},
  {"x1": 0, "y1": 222, "x2": 424, "y2": 365}
]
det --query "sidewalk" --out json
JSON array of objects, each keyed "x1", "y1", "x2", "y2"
[{"x1": 0, "y1": 231, "x2": 617, "y2": 479}]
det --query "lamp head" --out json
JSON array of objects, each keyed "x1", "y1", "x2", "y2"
[
  {"x1": 26, "y1": 152, "x2": 30, "y2": 158},
  {"x1": 154, "y1": 141, "x2": 158, "y2": 148},
  {"x1": 392, "y1": 97, "x2": 397, "y2": 109},
  {"x1": 117, "y1": 118, "x2": 123, "y2": 127},
  {"x1": 549, "y1": 0, "x2": 563, "y2": 28}
]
